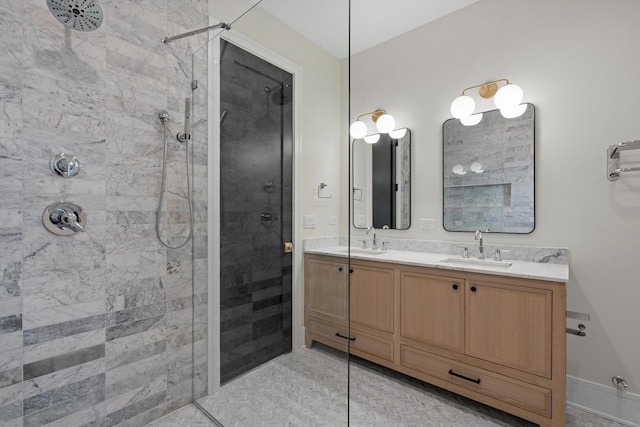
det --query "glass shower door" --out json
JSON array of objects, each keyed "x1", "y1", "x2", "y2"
[
  {"x1": 192, "y1": 2, "x2": 349, "y2": 425},
  {"x1": 218, "y1": 39, "x2": 294, "y2": 383}
]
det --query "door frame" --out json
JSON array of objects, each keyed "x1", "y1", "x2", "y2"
[{"x1": 207, "y1": 23, "x2": 303, "y2": 394}]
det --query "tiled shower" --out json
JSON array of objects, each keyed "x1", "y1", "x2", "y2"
[
  {"x1": 218, "y1": 40, "x2": 293, "y2": 383},
  {"x1": 0, "y1": 0, "x2": 209, "y2": 425}
]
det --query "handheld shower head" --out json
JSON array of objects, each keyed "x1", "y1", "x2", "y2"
[
  {"x1": 47, "y1": 0, "x2": 104, "y2": 32},
  {"x1": 176, "y1": 98, "x2": 191, "y2": 143}
]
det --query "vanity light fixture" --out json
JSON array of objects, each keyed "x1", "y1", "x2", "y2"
[
  {"x1": 349, "y1": 109, "x2": 396, "y2": 139},
  {"x1": 452, "y1": 162, "x2": 484, "y2": 175},
  {"x1": 450, "y1": 79, "x2": 525, "y2": 124},
  {"x1": 389, "y1": 128, "x2": 407, "y2": 139},
  {"x1": 363, "y1": 134, "x2": 380, "y2": 144}
]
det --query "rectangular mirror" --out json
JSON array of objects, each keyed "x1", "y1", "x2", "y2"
[
  {"x1": 353, "y1": 129, "x2": 411, "y2": 229},
  {"x1": 442, "y1": 104, "x2": 534, "y2": 233}
]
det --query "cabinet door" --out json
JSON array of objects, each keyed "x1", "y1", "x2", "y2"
[
  {"x1": 350, "y1": 264, "x2": 394, "y2": 333},
  {"x1": 466, "y1": 281, "x2": 552, "y2": 378},
  {"x1": 307, "y1": 258, "x2": 348, "y2": 322},
  {"x1": 400, "y1": 272, "x2": 464, "y2": 353}
]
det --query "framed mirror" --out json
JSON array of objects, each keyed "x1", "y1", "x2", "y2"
[
  {"x1": 442, "y1": 104, "x2": 534, "y2": 233},
  {"x1": 352, "y1": 129, "x2": 411, "y2": 230}
]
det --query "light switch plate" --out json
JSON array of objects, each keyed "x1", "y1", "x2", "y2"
[
  {"x1": 420, "y1": 218, "x2": 435, "y2": 230},
  {"x1": 329, "y1": 215, "x2": 337, "y2": 225},
  {"x1": 304, "y1": 215, "x2": 317, "y2": 229}
]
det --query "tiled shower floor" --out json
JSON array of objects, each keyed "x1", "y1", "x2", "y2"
[{"x1": 148, "y1": 345, "x2": 625, "y2": 427}]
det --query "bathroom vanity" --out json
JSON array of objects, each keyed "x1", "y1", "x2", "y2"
[{"x1": 304, "y1": 248, "x2": 567, "y2": 427}]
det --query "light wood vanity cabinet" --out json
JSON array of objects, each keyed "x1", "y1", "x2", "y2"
[
  {"x1": 305, "y1": 255, "x2": 395, "y2": 362},
  {"x1": 304, "y1": 253, "x2": 566, "y2": 427},
  {"x1": 465, "y1": 280, "x2": 552, "y2": 378},
  {"x1": 400, "y1": 271, "x2": 465, "y2": 353}
]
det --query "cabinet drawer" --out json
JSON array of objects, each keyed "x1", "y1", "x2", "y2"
[
  {"x1": 307, "y1": 317, "x2": 348, "y2": 348},
  {"x1": 400, "y1": 345, "x2": 551, "y2": 418},
  {"x1": 351, "y1": 328, "x2": 394, "y2": 362}
]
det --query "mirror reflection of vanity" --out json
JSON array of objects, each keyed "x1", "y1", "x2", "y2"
[
  {"x1": 353, "y1": 129, "x2": 411, "y2": 229},
  {"x1": 442, "y1": 104, "x2": 535, "y2": 233}
]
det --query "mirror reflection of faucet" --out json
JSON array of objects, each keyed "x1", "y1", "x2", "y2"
[
  {"x1": 366, "y1": 226, "x2": 377, "y2": 250},
  {"x1": 474, "y1": 228, "x2": 491, "y2": 259}
]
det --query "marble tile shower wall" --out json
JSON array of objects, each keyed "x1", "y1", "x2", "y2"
[{"x1": 0, "y1": 1, "x2": 209, "y2": 426}]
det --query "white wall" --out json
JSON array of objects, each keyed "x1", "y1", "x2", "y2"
[
  {"x1": 209, "y1": 0, "x2": 348, "y2": 238},
  {"x1": 350, "y1": 0, "x2": 640, "y2": 393}
]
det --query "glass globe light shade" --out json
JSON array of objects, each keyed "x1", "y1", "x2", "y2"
[
  {"x1": 470, "y1": 162, "x2": 484, "y2": 173},
  {"x1": 500, "y1": 103, "x2": 528, "y2": 118},
  {"x1": 452, "y1": 164, "x2": 466, "y2": 175},
  {"x1": 375, "y1": 114, "x2": 395, "y2": 133},
  {"x1": 363, "y1": 134, "x2": 380, "y2": 144},
  {"x1": 494, "y1": 84, "x2": 524, "y2": 109},
  {"x1": 460, "y1": 113, "x2": 483, "y2": 126},
  {"x1": 349, "y1": 120, "x2": 367, "y2": 139},
  {"x1": 389, "y1": 128, "x2": 407, "y2": 139},
  {"x1": 450, "y1": 95, "x2": 475, "y2": 119}
]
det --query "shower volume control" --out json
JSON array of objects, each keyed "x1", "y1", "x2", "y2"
[{"x1": 50, "y1": 153, "x2": 81, "y2": 177}]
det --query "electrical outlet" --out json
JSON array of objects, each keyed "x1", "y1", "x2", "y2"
[
  {"x1": 329, "y1": 215, "x2": 338, "y2": 225},
  {"x1": 420, "y1": 218, "x2": 435, "y2": 230},
  {"x1": 304, "y1": 215, "x2": 317, "y2": 229}
]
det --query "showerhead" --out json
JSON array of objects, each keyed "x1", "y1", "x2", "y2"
[
  {"x1": 269, "y1": 84, "x2": 292, "y2": 106},
  {"x1": 47, "y1": 0, "x2": 104, "y2": 32}
]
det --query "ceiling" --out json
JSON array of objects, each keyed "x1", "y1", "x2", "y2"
[{"x1": 259, "y1": 0, "x2": 479, "y2": 58}]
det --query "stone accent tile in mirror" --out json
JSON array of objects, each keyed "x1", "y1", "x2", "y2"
[{"x1": 443, "y1": 105, "x2": 535, "y2": 233}]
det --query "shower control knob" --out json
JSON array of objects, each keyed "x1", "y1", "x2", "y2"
[
  {"x1": 43, "y1": 201, "x2": 87, "y2": 235},
  {"x1": 50, "y1": 153, "x2": 81, "y2": 177}
]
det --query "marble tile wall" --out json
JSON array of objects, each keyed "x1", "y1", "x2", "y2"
[{"x1": 0, "y1": 0, "x2": 209, "y2": 425}]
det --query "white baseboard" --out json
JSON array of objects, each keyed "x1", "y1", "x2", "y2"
[{"x1": 567, "y1": 375, "x2": 640, "y2": 427}]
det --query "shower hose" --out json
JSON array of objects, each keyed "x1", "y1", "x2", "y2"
[{"x1": 156, "y1": 119, "x2": 194, "y2": 249}]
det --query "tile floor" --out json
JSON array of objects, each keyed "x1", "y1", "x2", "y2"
[{"x1": 148, "y1": 345, "x2": 627, "y2": 427}]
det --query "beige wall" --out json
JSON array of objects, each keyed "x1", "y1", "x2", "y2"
[
  {"x1": 350, "y1": 0, "x2": 640, "y2": 392},
  {"x1": 209, "y1": 0, "x2": 348, "y2": 238},
  {"x1": 210, "y1": 0, "x2": 640, "y2": 396}
]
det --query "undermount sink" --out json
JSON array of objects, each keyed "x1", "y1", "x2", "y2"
[
  {"x1": 439, "y1": 257, "x2": 512, "y2": 268},
  {"x1": 340, "y1": 248, "x2": 387, "y2": 256}
]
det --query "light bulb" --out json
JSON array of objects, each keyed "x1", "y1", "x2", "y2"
[
  {"x1": 450, "y1": 95, "x2": 475, "y2": 119},
  {"x1": 349, "y1": 120, "x2": 367, "y2": 139},
  {"x1": 389, "y1": 128, "x2": 407, "y2": 139},
  {"x1": 494, "y1": 84, "x2": 524, "y2": 109},
  {"x1": 363, "y1": 134, "x2": 380, "y2": 144},
  {"x1": 460, "y1": 113, "x2": 483, "y2": 126},
  {"x1": 375, "y1": 114, "x2": 395, "y2": 133},
  {"x1": 471, "y1": 162, "x2": 484, "y2": 173},
  {"x1": 500, "y1": 103, "x2": 528, "y2": 118},
  {"x1": 452, "y1": 164, "x2": 466, "y2": 175}
]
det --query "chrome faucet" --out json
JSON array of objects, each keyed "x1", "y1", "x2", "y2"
[
  {"x1": 52, "y1": 207, "x2": 85, "y2": 232},
  {"x1": 475, "y1": 228, "x2": 491, "y2": 259},
  {"x1": 367, "y1": 226, "x2": 377, "y2": 250}
]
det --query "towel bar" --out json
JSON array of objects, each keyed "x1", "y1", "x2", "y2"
[{"x1": 607, "y1": 139, "x2": 640, "y2": 180}]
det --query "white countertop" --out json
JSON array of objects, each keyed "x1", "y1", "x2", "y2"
[{"x1": 305, "y1": 246, "x2": 569, "y2": 283}]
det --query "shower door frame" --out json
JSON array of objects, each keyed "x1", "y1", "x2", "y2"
[{"x1": 206, "y1": 25, "x2": 303, "y2": 393}]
